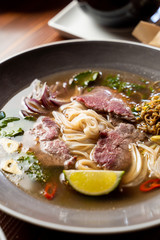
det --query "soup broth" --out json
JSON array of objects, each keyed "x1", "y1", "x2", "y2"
[{"x1": 0, "y1": 69, "x2": 159, "y2": 210}]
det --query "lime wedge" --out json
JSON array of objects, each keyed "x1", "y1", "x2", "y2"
[{"x1": 63, "y1": 170, "x2": 124, "y2": 196}]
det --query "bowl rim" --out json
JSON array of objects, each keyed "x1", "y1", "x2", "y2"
[{"x1": 1, "y1": 39, "x2": 160, "y2": 65}]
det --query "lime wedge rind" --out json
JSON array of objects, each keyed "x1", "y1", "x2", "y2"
[{"x1": 63, "y1": 170, "x2": 124, "y2": 196}]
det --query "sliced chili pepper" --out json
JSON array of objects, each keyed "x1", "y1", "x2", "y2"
[
  {"x1": 44, "y1": 183, "x2": 56, "y2": 200},
  {"x1": 140, "y1": 178, "x2": 160, "y2": 192}
]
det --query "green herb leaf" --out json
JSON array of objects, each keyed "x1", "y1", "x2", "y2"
[
  {"x1": 131, "y1": 106, "x2": 140, "y2": 117},
  {"x1": 0, "y1": 127, "x2": 24, "y2": 137},
  {"x1": 71, "y1": 71, "x2": 100, "y2": 87},
  {"x1": 24, "y1": 116, "x2": 36, "y2": 121},
  {"x1": 87, "y1": 87, "x2": 94, "y2": 92},
  {"x1": 103, "y1": 74, "x2": 121, "y2": 90},
  {"x1": 17, "y1": 153, "x2": 49, "y2": 182},
  {"x1": 0, "y1": 117, "x2": 20, "y2": 129},
  {"x1": 102, "y1": 74, "x2": 151, "y2": 98},
  {"x1": 2, "y1": 117, "x2": 20, "y2": 124},
  {"x1": 0, "y1": 122, "x2": 7, "y2": 129},
  {"x1": 0, "y1": 111, "x2": 6, "y2": 120},
  {"x1": 149, "y1": 86, "x2": 154, "y2": 93}
]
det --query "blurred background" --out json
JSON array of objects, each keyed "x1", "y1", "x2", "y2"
[{"x1": 0, "y1": 0, "x2": 71, "y2": 11}]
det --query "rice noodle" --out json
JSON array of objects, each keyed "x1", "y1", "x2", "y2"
[
  {"x1": 53, "y1": 100, "x2": 113, "y2": 160},
  {"x1": 133, "y1": 154, "x2": 148, "y2": 186},
  {"x1": 122, "y1": 143, "x2": 146, "y2": 186},
  {"x1": 122, "y1": 141, "x2": 160, "y2": 186},
  {"x1": 138, "y1": 143, "x2": 155, "y2": 155},
  {"x1": 75, "y1": 159, "x2": 100, "y2": 170},
  {"x1": 138, "y1": 143, "x2": 160, "y2": 178}
]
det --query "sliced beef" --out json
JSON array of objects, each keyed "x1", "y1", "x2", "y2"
[
  {"x1": 30, "y1": 116, "x2": 60, "y2": 141},
  {"x1": 28, "y1": 117, "x2": 76, "y2": 167},
  {"x1": 41, "y1": 139, "x2": 70, "y2": 159},
  {"x1": 93, "y1": 123, "x2": 145, "y2": 171},
  {"x1": 37, "y1": 139, "x2": 76, "y2": 166},
  {"x1": 76, "y1": 86, "x2": 135, "y2": 122},
  {"x1": 108, "y1": 113, "x2": 125, "y2": 127}
]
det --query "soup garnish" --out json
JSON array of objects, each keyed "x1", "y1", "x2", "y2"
[
  {"x1": 140, "y1": 178, "x2": 160, "y2": 192},
  {"x1": 63, "y1": 169, "x2": 124, "y2": 196},
  {"x1": 0, "y1": 111, "x2": 6, "y2": 120}
]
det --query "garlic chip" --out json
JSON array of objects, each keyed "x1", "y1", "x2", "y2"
[
  {"x1": 0, "y1": 138, "x2": 21, "y2": 153},
  {"x1": 2, "y1": 159, "x2": 22, "y2": 175}
]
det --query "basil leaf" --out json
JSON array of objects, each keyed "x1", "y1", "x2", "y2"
[
  {"x1": 0, "y1": 127, "x2": 24, "y2": 137},
  {"x1": 2, "y1": 117, "x2": 20, "y2": 124},
  {"x1": 24, "y1": 116, "x2": 36, "y2": 121},
  {"x1": 71, "y1": 71, "x2": 100, "y2": 87},
  {"x1": 0, "y1": 117, "x2": 20, "y2": 129},
  {"x1": 0, "y1": 111, "x2": 6, "y2": 120},
  {"x1": 0, "y1": 122, "x2": 7, "y2": 129}
]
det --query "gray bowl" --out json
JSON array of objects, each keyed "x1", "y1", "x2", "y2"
[{"x1": 0, "y1": 40, "x2": 160, "y2": 234}]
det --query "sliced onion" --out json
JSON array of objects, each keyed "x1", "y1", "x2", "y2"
[
  {"x1": 49, "y1": 83, "x2": 59, "y2": 94},
  {"x1": 30, "y1": 80, "x2": 55, "y2": 109},
  {"x1": 48, "y1": 81, "x2": 71, "y2": 107},
  {"x1": 41, "y1": 84, "x2": 54, "y2": 109},
  {"x1": 49, "y1": 97, "x2": 70, "y2": 106},
  {"x1": 30, "y1": 79, "x2": 44, "y2": 100},
  {"x1": 24, "y1": 97, "x2": 47, "y2": 114},
  {"x1": 49, "y1": 81, "x2": 67, "y2": 96},
  {"x1": 20, "y1": 110, "x2": 39, "y2": 118},
  {"x1": 27, "y1": 80, "x2": 71, "y2": 112}
]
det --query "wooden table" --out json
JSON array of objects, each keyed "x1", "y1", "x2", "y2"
[
  {"x1": 0, "y1": 0, "x2": 68, "y2": 62},
  {"x1": 0, "y1": 1, "x2": 160, "y2": 239}
]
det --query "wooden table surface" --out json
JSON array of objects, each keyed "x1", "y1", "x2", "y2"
[
  {"x1": 0, "y1": 1, "x2": 160, "y2": 239},
  {"x1": 0, "y1": 0, "x2": 68, "y2": 62}
]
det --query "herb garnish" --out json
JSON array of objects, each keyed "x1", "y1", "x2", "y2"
[
  {"x1": 70, "y1": 71, "x2": 100, "y2": 87},
  {"x1": 0, "y1": 112, "x2": 24, "y2": 137},
  {"x1": 131, "y1": 106, "x2": 140, "y2": 117},
  {"x1": 0, "y1": 127, "x2": 24, "y2": 137},
  {"x1": 0, "y1": 111, "x2": 6, "y2": 120},
  {"x1": 0, "y1": 117, "x2": 20, "y2": 129},
  {"x1": 24, "y1": 116, "x2": 37, "y2": 121},
  {"x1": 17, "y1": 152, "x2": 49, "y2": 182},
  {"x1": 102, "y1": 74, "x2": 152, "y2": 98}
]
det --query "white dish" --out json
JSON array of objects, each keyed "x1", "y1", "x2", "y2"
[{"x1": 48, "y1": 1, "x2": 136, "y2": 41}]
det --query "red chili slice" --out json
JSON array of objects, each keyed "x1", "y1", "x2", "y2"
[
  {"x1": 140, "y1": 178, "x2": 160, "y2": 192},
  {"x1": 44, "y1": 183, "x2": 56, "y2": 200}
]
